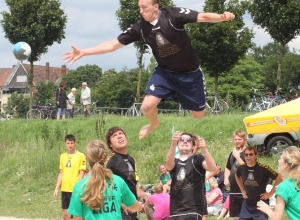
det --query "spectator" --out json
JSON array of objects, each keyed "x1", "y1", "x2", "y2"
[
  {"x1": 56, "y1": 81, "x2": 69, "y2": 120},
  {"x1": 80, "y1": 82, "x2": 91, "y2": 117},
  {"x1": 53, "y1": 134, "x2": 86, "y2": 220},
  {"x1": 68, "y1": 140, "x2": 143, "y2": 219},
  {"x1": 217, "y1": 195, "x2": 230, "y2": 219},
  {"x1": 206, "y1": 177, "x2": 223, "y2": 217},
  {"x1": 145, "y1": 183, "x2": 170, "y2": 220},
  {"x1": 158, "y1": 162, "x2": 171, "y2": 193},
  {"x1": 66, "y1": 88, "x2": 76, "y2": 118},
  {"x1": 257, "y1": 146, "x2": 300, "y2": 220}
]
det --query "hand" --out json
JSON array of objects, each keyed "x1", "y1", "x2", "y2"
[
  {"x1": 220, "y1": 11, "x2": 235, "y2": 21},
  {"x1": 260, "y1": 192, "x2": 271, "y2": 200},
  {"x1": 63, "y1": 45, "x2": 84, "y2": 65},
  {"x1": 139, "y1": 193, "x2": 149, "y2": 206},
  {"x1": 196, "y1": 137, "x2": 206, "y2": 151},
  {"x1": 224, "y1": 178, "x2": 230, "y2": 186},
  {"x1": 241, "y1": 190, "x2": 248, "y2": 199},
  {"x1": 172, "y1": 131, "x2": 182, "y2": 144},
  {"x1": 53, "y1": 189, "x2": 58, "y2": 199},
  {"x1": 232, "y1": 148, "x2": 241, "y2": 159},
  {"x1": 257, "y1": 200, "x2": 271, "y2": 213},
  {"x1": 121, "y1": 204, "x2": 130, "y2": 215}
]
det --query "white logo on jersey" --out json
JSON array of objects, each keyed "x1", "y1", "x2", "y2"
[
  {"x1": 150, "y1": 84, "x2": 155, "y2": 91},
  {"x1": 152, "y1": 26, "x2": 161, "y2": 31},
  {"x1": 179, "y1": 8, "x2": 190, "y2": 14},
  {"x1": 123, "y1": 27, "x2": 131, "y2": 33}
]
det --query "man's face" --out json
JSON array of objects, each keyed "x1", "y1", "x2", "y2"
[
  {"x1": 178, "y1": 134, "x2": 194, "y2": 154},
  {"x1": 65, "y1": 140, "x2": 76, "y2": 154},
  {"x1": 244, "y1": 149, "x2": 257, "y2": 165},
  {"x1": 109, "y1": 130, "x2": 128, "y2": 152},
  {"x1": 82, "y1": 84, "x2": 87, "y2": 89},
  {"x1": 138, "y1": 0, "x2": 158, "y2": 22},
  {"x1": 233, "y1": 135, "x2": 246, "y2": 149}
]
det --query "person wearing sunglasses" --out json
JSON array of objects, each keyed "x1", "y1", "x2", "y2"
[
  {"x1": 224, "y1": 130, "x2": 247, "y2": 220},
  {"x1": 235, "y1": 146, "x2": 282, "y2": 220},
  {"x1": 166, "y1": 131, "x2": 217, "y2": 220}
]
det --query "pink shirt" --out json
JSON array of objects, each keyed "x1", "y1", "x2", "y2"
[
  {"x1": 206, "y1": 187, "x2": 223, "y2": 205},
  {"x1": 149, "y1": 193, "x2": 170, "y2": 220}
]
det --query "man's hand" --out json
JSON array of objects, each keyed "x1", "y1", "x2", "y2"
[
  {"x1": 172, "y1": 131, "x2": 182, "y2": 144},
  {"x1": 196, "y1": 137, "x2": 206, "y2": 151},
  {"x1": 53, "y1": 189, "x2": 59, "y2": 199},
  {"x1": 232, "y1": 148, "x2": 241, "y2": 159},
  {"x1": 63, "y1": 45, "x2": 85, "y2": 65},
  {"x1": 260, "y1": 192, "x2": 271, "y2": 200},
  {"x1": 241, "y1": 190, "x2": 248, "y2": 199},
  {"x1": 220, "y1": 11, "x2": 235, "y2": 21}
]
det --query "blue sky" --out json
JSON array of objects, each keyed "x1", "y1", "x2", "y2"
[{"x1": 0, "y1": 0, "x2": 299, "y2": 71}]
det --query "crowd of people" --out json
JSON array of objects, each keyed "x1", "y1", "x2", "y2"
[
  {"x1": 55, "y1": 81, "x2": 91, "y2": 120},
  {"x1": 53, "y1": 128, "x2": 300, "y2": 220},
  {"x1": 54, "y1": 0, "x2": 300, "y2": 219}
]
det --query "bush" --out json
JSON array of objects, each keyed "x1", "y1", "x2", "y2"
[{"x1": 3, "y1": 92, "x2": 30, "y2": 118}]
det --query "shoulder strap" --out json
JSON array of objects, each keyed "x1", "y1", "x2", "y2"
[{"x1": 192, "y1": 155, "x2": 203, "y2": 177}]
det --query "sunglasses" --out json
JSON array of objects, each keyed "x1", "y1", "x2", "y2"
[
  {"x1": 244, "y1": 153, "x2": 254, "y2": 157},
  {"x1": 179, "y1": 137, "x2": 193, "y2": 143}
]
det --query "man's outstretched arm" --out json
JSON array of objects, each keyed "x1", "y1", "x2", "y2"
[
  {"x1": 197, "y1": 11, "x2": 235, "y2": 23},
  {"x1": 63, "y1": 39, "x2": 124, "y2": 64}
]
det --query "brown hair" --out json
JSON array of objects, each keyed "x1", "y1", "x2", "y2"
[
  {"x1": 105, "y1": 126, "x2": 127, "y2": 150},
  {"x1": 245, "y1": 146, "x2": 258, "y2": 155},
  {"x1": 154, "y1": 183, "x2": 163, "y2": 193},
  {"x1": 232, "y1": 130, "x2": 246, "y2": 139},
  {"x1": 60, "y1": 81, "x2": 67, "y2": 88},
  {"x1": 180, "y1": 132, "x2": 196, "y2": 146},
  {"x1": 80, "y1": 140, "x2": 113, "y2": 210}
]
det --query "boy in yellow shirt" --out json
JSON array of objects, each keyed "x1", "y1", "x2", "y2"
[{"x1": 53, "y1": 134, "x2": 86, "y2": 220}]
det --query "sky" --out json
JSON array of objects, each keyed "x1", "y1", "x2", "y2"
[{"x1": 0, "y1": 0, "x2": 299, "y2": 72}]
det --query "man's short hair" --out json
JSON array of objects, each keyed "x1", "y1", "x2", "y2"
[
  {"x1": 65, "y1": 134, "x2": 76, "y2": 142},
  {"x1": 245, "y1": 146, "x2": 258, "y2": 155},
  {"x1": 105, "y1": 126, "x2": 127, "y2": 150},
  {"x1": 152, "y1": 0, "x2": 159, "y2": 4},
  {"x1": 232, "y1": 130, "x2": 246, "y2": 139}
]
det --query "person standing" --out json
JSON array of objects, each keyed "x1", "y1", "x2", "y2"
[
  {"x1": 235, "y1": 146, "x2": 282, "y2": 220},
  {"x1": 224, "y1": 130, "x2": 247, "y2": 220},
  {"x1": 56, "y1": 81, "x2": 69, "y2": 120},
  {"x1": 68, "y1": 140, "x2": 143, "y2": 220},
  {"x1": 53, "y1": 134, "x2": 86, "y2": 220},
  {"x1": 166, "y1": 131, "x2": 217, "y2": 220},
  {"x1": 67, "y1": 88, "x2": 77, "y2": 118},
  {"x1": 105, "y1": 126, "x2": 148, "y2": 220},
  {"x1": 80, "y1": 82, "x2": 91, "y2": 117},
  {"x1": 63, "y1": 0, "x2": 235, "y2": 140},
  {"x1": 257, "y1": 146, "x2": 300, "y2": 220}
]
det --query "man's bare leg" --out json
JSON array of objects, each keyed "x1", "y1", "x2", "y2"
[
  {"x1": 139, "y1": 95, "x2": 161, "y2": 140},
  {"x1": 191, "y1": 109, "x2": 205, "y2": 119}
]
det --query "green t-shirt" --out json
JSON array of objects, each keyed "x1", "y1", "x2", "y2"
[
  {"x1": 68, "y1": 174, "x2": 136, "y2": 220},
  {"x1": 276, "y1": 178, "x2": 300, "y2": 220}
]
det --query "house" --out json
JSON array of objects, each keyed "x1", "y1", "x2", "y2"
[{"x1": 0, "y1": 62, "x2": 68, "y2": 112}]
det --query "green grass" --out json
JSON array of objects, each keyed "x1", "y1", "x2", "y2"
[{"x1": 0, "y1": 112, "x2": 284, "y2": 219}]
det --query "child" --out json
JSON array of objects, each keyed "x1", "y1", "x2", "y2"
[
  {"x1": 53, "y1": 134, "x2": 86, "y2": 220},
  {"x1": 158, "y1": 162, "x2": 171, "y2": 193},
  {"x1": 68, "y1": 140, "x2": 143, "y2": 219}
]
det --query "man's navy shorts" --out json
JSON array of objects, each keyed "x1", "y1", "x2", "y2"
[{"x1": 145, "y1": 66, "x2": 206, "y2": 111}]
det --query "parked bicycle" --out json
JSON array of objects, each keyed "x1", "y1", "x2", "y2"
[
  {"x1": 125, "y1": 96, "x2": 143, "y2": 117},
  {"x1": 27, "y1": 101, "x2": 57, "y2": 120},
  {"x1": 205, "y1": 92, "x2": 230, "y2": 115},
  {"x1": 246, "y1": 87, "x2": 262, "y2": 113}
]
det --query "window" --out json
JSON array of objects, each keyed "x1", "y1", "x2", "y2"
[{"x1": 16, "y1": 75, "x2": 27, "y2": 82}]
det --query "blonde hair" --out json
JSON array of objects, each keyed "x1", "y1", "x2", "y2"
[
  {"x1": 207, "y1": 177, "x2": 218, "y2": 189},
  {"x1": 282, "y1": 146, "x2": 300, "y2": 186},
  {"x1": 80, "y1": 140, "x2": 113, "y2": 210},
  {"x1": 232, "y1": 130, "x2": 246, "y2": 139}
]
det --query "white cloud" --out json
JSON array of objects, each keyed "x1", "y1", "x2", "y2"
[{"x1": 0, "y1": 0, "x2": 299, "y2": 71}]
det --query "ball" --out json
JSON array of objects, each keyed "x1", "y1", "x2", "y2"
[{"x1": 12, "y1": 42, "x2": 31, "y2": 61}]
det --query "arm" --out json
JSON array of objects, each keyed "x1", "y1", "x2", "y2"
[
  {"x1": 197, "y1": 11, "x2": 235, "y2": 23},
  {"x1": 63, "y1": 39, "x2": 124, "y2": 64},
  {"x1": 78, "y1": 170, "x2": 85, "y2": 180},
  {"x1": 232, "y1": 148, "x2": 245, "y2": 166},
  {"x1": 126, "y1": 201, "x2": 144, "y2": 213},
  {"x1": 205, "y1": 165, "x2": 221, "y2": 181},
  {"x1": 260, "y1": 175, "x2": 283, "y2": 200},
  {"x1": 257, "y1": 196, "x2": 285, "y2": 220},
  {"x1": 136, "y1": 186, "x2": 149, "y2": 204},
  {"x1": 73, "y1": 217, "x2": 84, "y2": 220},
  {"x1": 224, "y1": 167, "x2": 230, "y2": 186},
  {"x1": 198, "y1": 137, "x2": 216, "y2": 172},
  {"x1": 166, "y1": 131, "x2": 182, "y2": 171},
  {"x1": 53, "y1": 170, "x2": 63, "y2": 199},
  {"x1": 235, "y1": 173, "x2": 248, "y2": 199},
  {"x1": 206, "y1": 191, "x2": 220, "y2": 204}
]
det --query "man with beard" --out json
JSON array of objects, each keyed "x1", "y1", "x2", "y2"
[
  {"x1": 224, "y1": 130, "x2": 247, "y2": 220},
  {"x1": 166, "y1": 131, "x2": 216, "y2": 220},
  {"x1": 105, "y1": 126, "x2": 148, "y2": 220}
]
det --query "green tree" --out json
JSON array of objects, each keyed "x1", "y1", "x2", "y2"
[
  {"x1": 34, "y1": 81, "x2": 58, "y2": 105},
  {"x1": 248, "y1": 0, "x2": 300, "y2": 90},
  {"x1": 116, "y1": 0, "x2": 174, "y2": 102},
  {"x1": 188, "y1": 0, "x2": 254, "y2": 93},
  {"x1": 62, "y1": 64, "x2": 102, "y2": 89},
  {"x1": 281, "y1": 52, "x2": 300, "y2": 95},
  {"x1": 1, "y1": 0, "x2": 67, "y2": 109},
  {"x1": 3, "y1": 92, "x2": 30, "y2": 118}
]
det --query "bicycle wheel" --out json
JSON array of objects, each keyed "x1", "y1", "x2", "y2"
[
  {"x1": 216, "y1": 101, "x2": 230, "y2": 114},
  {"x1": 50, "y1": 109, "x2": 57, "y2": 119},
  {"x1": 246, "y1": 102, "x2": 261, "y2": 113},
  {"x1": 125, "y1": 107, "x2": 135, "y2": 117},
  {"x1": 27, "y1": 109, "x2": 42, "y2": 119},
  {"x1": 73, "y1": 107, "x2": 82, "y2": 117}
]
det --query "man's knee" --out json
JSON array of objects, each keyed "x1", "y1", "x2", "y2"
[
  {"x1": 191, "y1": 110, "x2": 205, "y2": 119},
  {"x1": 141, "y1": 102, "x2": 157, "y2": 114}
]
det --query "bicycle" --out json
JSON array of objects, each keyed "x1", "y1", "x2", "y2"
[
  {"x1": 125, "y1": 96, "x2": 143, "y2": 117},
  {"x1": 27, "y1": 101, "x2": 57, "y2": 120},
  {"x1": 205, "y1": 92, "x2": 230, "y2": 115},
  {"x1": 245, "y1": 88, "x2": 262, "y2": 113}
]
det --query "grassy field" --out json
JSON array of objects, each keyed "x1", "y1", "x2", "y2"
[{"x1": 0, "y1": 112, "x2": 283, "y2": 219}]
